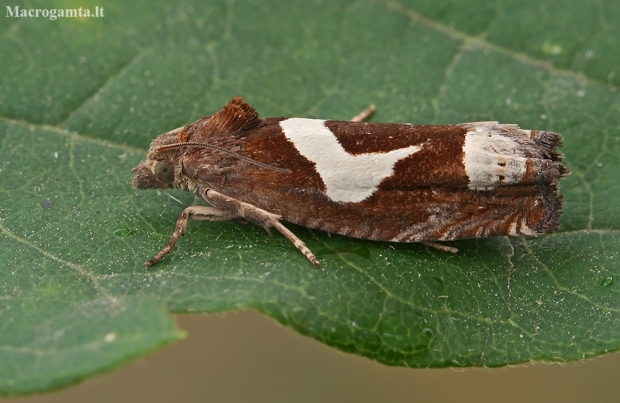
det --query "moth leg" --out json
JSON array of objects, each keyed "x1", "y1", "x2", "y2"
[
  {"x1": 350, "y1": 104, "x2": 376, "y2": 122},
  {"x1": 145, "y1": 206, "x2": 239, "y2": 268},
  {"x1": 202, "y1": 189, "x2": 320, "y2": 267},
  {"x1": 421, "y1": 241, "x2": 459, "y2": 254}
]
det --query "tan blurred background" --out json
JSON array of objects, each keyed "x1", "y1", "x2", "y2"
[{"x1": 4, "y1": 310, "x2": 620, "y2": 403}]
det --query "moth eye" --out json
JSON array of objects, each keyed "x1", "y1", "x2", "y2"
[{"x1": 154, "y1": 160, "x2": 175, "y2": 184}]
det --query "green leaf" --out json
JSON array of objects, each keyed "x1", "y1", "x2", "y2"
[{"x1": 1, "y1": 0, "x2": 619, "y2": 394}]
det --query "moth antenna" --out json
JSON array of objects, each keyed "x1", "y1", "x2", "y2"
[{"x1": 155, "y1": 142, "x2": 292, "y2": 174}]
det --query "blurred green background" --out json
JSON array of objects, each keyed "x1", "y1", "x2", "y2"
[{"x1": 5, "y1": 311, "x2": 620, "y2": 403}]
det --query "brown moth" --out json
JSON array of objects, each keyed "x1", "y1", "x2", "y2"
[{"x1": 132, "y1": 97, "x2": 569, "y2": 267}]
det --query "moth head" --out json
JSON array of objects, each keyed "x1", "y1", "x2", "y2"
[
  {"x1": 132, "y1": 158, "x2": 177, "y2": 189},
  {"x1": 132, "y1": 130, "x2": 184, "y2": 190},
  {"x1": 132, "y1": 100, "x2": 291, "y2": 191}
]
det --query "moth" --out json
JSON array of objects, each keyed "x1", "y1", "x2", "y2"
[{"x1": 132, "y1": 97, "x2": 569, "y2": 267}]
